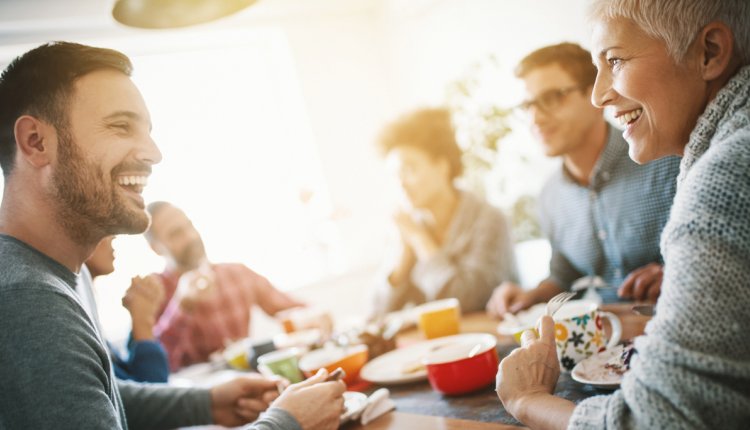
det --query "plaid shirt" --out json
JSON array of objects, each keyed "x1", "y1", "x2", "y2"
[
  {"x1": 154, "y1": 263, "x2": 301, "y2": 370},
  {"x1": 539, "y1": 125, "x2": 681, "y2": 302}
]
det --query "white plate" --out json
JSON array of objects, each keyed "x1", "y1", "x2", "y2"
[
  {"x1": 273, "y1": 329, "x2": 322, "y2": 350},
  {"x1": 360, "y1": 333, "x2": 491, "y2": 385},
  {"x1": 571, "y1": 345, "x2": 630, "y2": 390},
  {"x1": 168, "y1": 363, "x2": 245, "y2": 388},
  {"x1": 340, "y1": 391, "x2": 368, "y2": 423},
  {"x1": 496, "y1": 303, "x2": 547, "y2": 335}
]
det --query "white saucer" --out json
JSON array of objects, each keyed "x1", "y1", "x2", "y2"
[{"x1": 571, "y1": 345, "x2": 629, "y2": 390}]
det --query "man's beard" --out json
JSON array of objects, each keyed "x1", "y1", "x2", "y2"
[{"x1": 50, "y1": 129, "x2": 150, "y2": 245}]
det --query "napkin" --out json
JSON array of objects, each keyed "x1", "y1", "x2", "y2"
[{"x1": 352, "y1": 388, "x2": 396, "y2": 425}]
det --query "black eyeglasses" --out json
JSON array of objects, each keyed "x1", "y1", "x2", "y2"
[{"x1": 516, "y1": 85, "x2": 585, "y2": 114}]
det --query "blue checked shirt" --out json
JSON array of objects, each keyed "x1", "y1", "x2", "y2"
[{"x1": 538, "y1": 125, "x2": 681, "y2": 302}]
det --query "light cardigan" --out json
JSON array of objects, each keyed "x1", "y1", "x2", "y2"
[
  {"x1": 370, "y1": 190, "x2": 517, "y2": 317},
  {"x1": 568, "y1": 66, "x2": 750, "y2": 429}
]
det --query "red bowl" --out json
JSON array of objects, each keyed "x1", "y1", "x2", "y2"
[{"x1": 423, "y1": 333, "x2": 499, "y2": 395}]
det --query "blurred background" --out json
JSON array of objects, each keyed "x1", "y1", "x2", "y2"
[{"x1": 0, "y1": 0, "x2": 591, "y2": 340}]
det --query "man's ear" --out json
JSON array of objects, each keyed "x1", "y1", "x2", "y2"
[
  {"x1": 14, "y1": 115, "x2": 54, "y2": 168},
  {"x1": 697, "y1": 21, "x2": 735, "y2": 81}
]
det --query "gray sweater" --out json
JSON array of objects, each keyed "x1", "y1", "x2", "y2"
[
  {"x1": 0, "y1": 234, "x2": 300, "y2": 430},
  {"x1": 372, "y1": 190, "x2": 517, "y2": 317},
  {"x1": 568, "y1": 67, "x2": 750, "y2": 429}
]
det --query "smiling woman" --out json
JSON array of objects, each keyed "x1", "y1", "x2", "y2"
[
  {"x1": 495, "y1": 1, "x2": 750, "y2": 429},
  {"x1": 590, "y1": 17, "x2": 708, "y2": 163}
]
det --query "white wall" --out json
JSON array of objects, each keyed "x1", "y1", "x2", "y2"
[
  {"x1": 381, "y1": 0, "x2": 592, "y2": 107},
  {"x1": 269, "y1": 0, "x2": 593, "y2": 273},
  {"x1": 270, "y1": 9, "x2": 398, "y2": 274}
]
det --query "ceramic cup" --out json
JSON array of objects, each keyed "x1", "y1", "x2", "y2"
[
  {"x1": 417, "y1": 298, "x2": 461, "y2": 340},
  {"x1": 247, "y1": 338, "x2": 276, "y2": 371},
  {"x1": 275, "y1": 307, "x2": 333, "y2": 335},
  {"x1": 552, "y1": 301, "x2": 621, "y2": 372},
  {"x1": 257, "y1": 347, "x2": 304, "y2": 383},
  {"x1": 223, "y1": 338, "x2": 251, "y2": 370}
]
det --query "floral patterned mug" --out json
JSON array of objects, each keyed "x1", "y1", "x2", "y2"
[{"x1": 553, "y1": 301, "x2": 621, "y2": 372}]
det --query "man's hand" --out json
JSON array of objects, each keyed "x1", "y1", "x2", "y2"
[
  {"x1": 496, "y1": 315, "x2": 560, "y2": 418},
  {"x1": 273, "y1": 368, "x2": 346, "y2": 430},
  {"x1": 174, "y1": 268, "x2": 215, "y2": 312},
  {"x1": 122, "y1": 275, "x2": 166, "y2": 340},
  {"x1": 618, "y1": 263, "x2": 663, "y2": 302},
  {"x1": 486, "y1": 282, "x2": 537, "y2": 318},
  {"x1": 210, "y1": 374, "x2": 281, "y2": 427}
]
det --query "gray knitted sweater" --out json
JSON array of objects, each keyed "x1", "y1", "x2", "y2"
[{"x1": 568, "y1": 66, "x2": 750, "y2": 429}]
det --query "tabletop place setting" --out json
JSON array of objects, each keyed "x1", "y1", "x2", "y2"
[{"x1": 168, "y1": 290, "x2": 653, "y2": 429}]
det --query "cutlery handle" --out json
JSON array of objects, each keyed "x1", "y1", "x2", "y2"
[{"x1": 325, "y1": 367, "x2": 346, "y2": 382}]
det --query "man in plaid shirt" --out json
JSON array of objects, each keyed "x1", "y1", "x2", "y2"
[{"x1": 146, "y1": 201, "x2": 305, "y2": 370}]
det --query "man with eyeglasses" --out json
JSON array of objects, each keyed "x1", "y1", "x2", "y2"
[{"x1": 487, "y1": 43, "x2": 681, "y2": 317}]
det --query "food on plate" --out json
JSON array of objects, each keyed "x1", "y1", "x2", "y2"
[
  {"x1": 401, "y1": 360, "x2": 426, "y2": 375},
  {"x1": 577, "y1": 340, "x2": 636, "y2": 383},
  {"x1": 603, "y1": 340, "x2": 636, "y2": 376},
  {"x1": 572, "y1": 340, "x2": 637, "y2": 389},
  {"x1": 358, "y1": 328, "x2": 397, "y2": 360}
]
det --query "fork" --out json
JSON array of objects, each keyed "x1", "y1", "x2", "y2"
[{"x1": 545, "y1": 291, "x2": 576, "y2": 318}]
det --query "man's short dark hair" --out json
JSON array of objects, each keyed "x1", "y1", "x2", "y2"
[
  {"x1": 0, "y1": 41, "x2": 133, "y2": 177},
  {"x1": 515, "y1": 42, "x2": 597, "y2": 88},
  {"x1": 376, "y1": 107, "x2": 464, "y2": 180}
]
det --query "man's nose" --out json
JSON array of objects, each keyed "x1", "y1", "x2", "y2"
[{"x1": 137, "y1": 135, "x2": 162, "y2": 166}]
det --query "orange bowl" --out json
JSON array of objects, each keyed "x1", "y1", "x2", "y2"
[{"x1": 298, "y1": 344, "x2": 369, "y2": 385}]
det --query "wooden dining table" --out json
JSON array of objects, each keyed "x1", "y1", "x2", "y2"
[{"x1": 346, "y1": 303, "x2": 651, "y2": 430}]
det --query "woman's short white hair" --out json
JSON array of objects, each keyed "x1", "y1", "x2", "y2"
[{"x1": 589, "y1": 0, "x2": 750, "y2": 65}]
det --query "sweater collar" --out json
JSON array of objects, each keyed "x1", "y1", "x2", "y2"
[{"x1": 679, "y1": 65, "x2": 750, "y2": 184}]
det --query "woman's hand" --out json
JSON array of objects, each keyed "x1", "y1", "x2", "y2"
[
  {"x1": 496, "y1": 315, "x2": 560, "y2": 418},
  {"x1": 393, "y1": 211, "x2": 438, "y2": 261}
]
